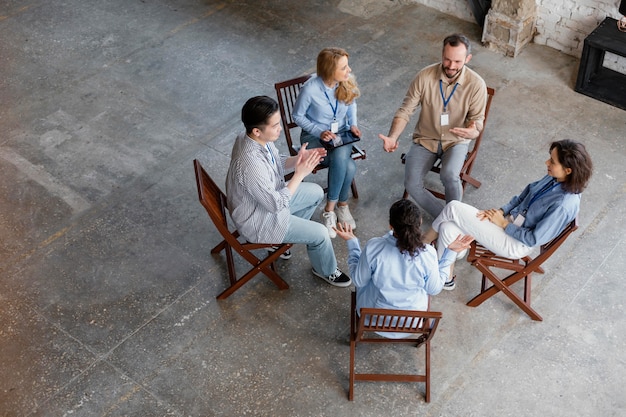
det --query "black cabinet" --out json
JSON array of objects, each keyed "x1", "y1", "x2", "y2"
[{"x1": 575, "y1": 17, "x2": 626, "y2": 111}]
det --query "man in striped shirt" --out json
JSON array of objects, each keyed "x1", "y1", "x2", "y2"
[{"x1": 225, "y1": 96, "x2": 351, "y2": 287}]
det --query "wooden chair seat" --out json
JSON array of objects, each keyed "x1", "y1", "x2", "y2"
[
  {"x1": 402, "y1": 86, "x2": 495, "y2": 200},
  {"x1": 275, "y1": 75, "x2": 366, "y2": 198},
  {"x1": 349, "y1": 291, "x2": 442, "y2": 402},
  {"x1": 193, "y1": 159, "x2": 292, "y2": 300},
  {"x1": 465, "y1": 218, "x2": 579, "y2": 321}
]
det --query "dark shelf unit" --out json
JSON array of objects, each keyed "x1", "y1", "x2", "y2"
[{"x1": 575, "y1": 17, "x2": 626, "y2": 111}]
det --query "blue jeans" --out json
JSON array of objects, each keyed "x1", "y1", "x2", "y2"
[
  {"x1": 282, "y1": 182, "x2": 337, "y2": 277},
  {"x1": 300, "y1": 131, "x2": 356, "y2": 203},
  {"x1": 404, "y1": 141, "x2": 469, "y2": 218}
]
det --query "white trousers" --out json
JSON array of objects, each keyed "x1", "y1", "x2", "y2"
[{"x1": 432, "y1": 201, "x2": 533, "y2": 264}]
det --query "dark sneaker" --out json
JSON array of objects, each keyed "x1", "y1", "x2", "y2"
[
  {"x1": 312, "y1": 268, "x2": 352, "y2": 287},
  {"x1": 443, "y1": 275, "x2": 456, "y2": 291},
  {"x1": 267, "y1": 246, "x2": 292, "y2": 260}
]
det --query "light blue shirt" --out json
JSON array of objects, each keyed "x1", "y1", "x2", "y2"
[
  {"x1": 347, "y1": 231, "x2": 456, "y2": 337},
  {"x1": 501, "y1": 175, "x2": 581, "y2": 247},
  {"x1": 293, "y1": 75, "x2": 357, "y2": 138}
]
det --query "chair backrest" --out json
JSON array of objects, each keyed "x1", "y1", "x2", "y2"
[
  {"x1": 193, "y1": 159, "x2": 230, "y2": 234},
  {"x1": 356, "y1": 307, "x2": 442, "y2": 342},
  {"x1": 274, "y1": 74, "x2": 313, "y2": 156},
  {"x1": 463, "y1": 86, "x2": 495, "y2": 171},
  {"x1": 536, "y1": 217, "x2": 578, "y2": 260}
]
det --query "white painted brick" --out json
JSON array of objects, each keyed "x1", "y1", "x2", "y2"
[{"x1": 405, "y1": 0, "x2": 624, "y2": 58}]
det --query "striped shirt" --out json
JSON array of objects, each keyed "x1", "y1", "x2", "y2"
[
  {"x1": 394, "y1": 63, "x2": 487, "y2": 152},
  {"x1": 225, "y1": 132, "x2": 291, "y2": 243}
]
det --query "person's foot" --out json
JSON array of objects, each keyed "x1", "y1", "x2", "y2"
[
  {"x1": 267, "y1": 246, "x2": 292, "y2": 260},
  {"x1": 321, "y1": 211, "x2": 337, "y2": 238},
  {"x1": 335, "y1": 205, "x2": 356, "y2": 229},
  {"x1": 443, "y1": 275, "x2": 456, "y2": 291},
  {"x1": 312, "y1": 268, "x2": 352, "y2": 287}
]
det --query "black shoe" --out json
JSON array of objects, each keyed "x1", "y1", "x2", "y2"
[
  {"x1": 267, "y1": 246, "x2": 291, "y2": 260},
  {"x1": 312, "y1": 268, "x2": 352, "y2": 287},
  {"x1": 443, "y1": 275, "x2": 456, "y2": 291}
]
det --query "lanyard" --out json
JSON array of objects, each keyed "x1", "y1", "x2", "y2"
[
  {"x1": 266, "y1": 144, "x2": 275, "y2": 165},
  {"x1": 439, "y1": 80, "x2": 459, "y2": 112},
  {"x1": 323, "y1": 90, "x2": 338, "y2": 120},
  {"x1": 528, "y1": 179, "x2": 560, "y2": 208}
]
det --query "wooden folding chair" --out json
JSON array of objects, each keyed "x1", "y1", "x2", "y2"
[
  {"x1": 274, "y1": 75, "x2": 366, "y2": 198},
  {"x1": 349, "y1": 291, "x2": 442, "y2": 402},
  {"x1": 193, "y1": 159, "x2": 292, "y2": 300},
  {"x1": 466, "y1": 218, "x2": 579, "y2": 321},
  {"x1": 402, "y1": 86, "x2": 495, "y2": 200}
]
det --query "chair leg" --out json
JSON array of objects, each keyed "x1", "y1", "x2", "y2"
[
  {"x1": 424, "y1": 340, "x2": 431, "y2": 403},
  {"x1": 351, "y1": 179, "x2": 359, "y2": 199},
  {"x1": 349, "y1": 292, "x2": 357, "y2": 401},
  {"x1": 216, "y1": 249, "x2": 289, "y2": 300},
  {"x1": 467, "y1": 264, "x2": 543, "y2": 321}
]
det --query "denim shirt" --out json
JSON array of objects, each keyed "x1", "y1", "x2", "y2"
[{"x1": 501, "y1": 175, "x2": 581, "y2": 247}]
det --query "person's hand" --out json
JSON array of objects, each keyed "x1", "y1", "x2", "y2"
[
  {"x1": 449, "y1": 121, "x2": 479, "y2": 140},
  {"x1": 294, "y1": 143, "x2": 323, "y2": 177},
  {"x1": 320, "y1": 130, "x2": 336, "y2": 142},
  {"x1": 378, "y1": 133, "x2": 399, "y2": 152},
  {"x1": 350, "y1": 125, "x2": 362, "y2": 138},
  {"x1": 334, "y1": 222, "x2": 356, "y2": 241},
  {"x1": 477, "y1": 208, "x2": 508, "y2": 229},
  {"x1": 447, "y1": 234, "x2": 475, "y2": 253},
  {"x1": 300, "y1": 142, "x2": 327, "y2": 160}
]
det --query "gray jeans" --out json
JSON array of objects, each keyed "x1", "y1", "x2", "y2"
[{"x1": 404, "y1": 141, "x2": 469, "y2": 218}]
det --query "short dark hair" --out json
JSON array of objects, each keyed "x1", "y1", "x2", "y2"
[
  {"x1": 241, "y1": 96, "x2": 279, "y2": 134},
  {"x1": 443, "y1": 33, "x2": 472, "y2": 55},
  {"x1": 389, "y1": 199, "x2": 425, "y2": 257},
  {"x1": 550, "y1": 139, "x2": 593, "y2": 194}
]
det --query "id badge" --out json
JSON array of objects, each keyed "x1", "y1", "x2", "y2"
[
  {"x1": 440, "y1": 112, "x2": 449, "y2": 126},
  {"x1": 513, "y1": 214, "x2": 525, "y2": 226},
  {"x1": 330, "y1": 121, "x2": 339, "y2": 133}
]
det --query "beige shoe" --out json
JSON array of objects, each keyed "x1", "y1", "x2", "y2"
[
  {"x1": 335, "y1": 205, "x2": 356, "y2": 229},
  {"x1": 321, "y1": 211, "x2": 337, "y2": 238}
]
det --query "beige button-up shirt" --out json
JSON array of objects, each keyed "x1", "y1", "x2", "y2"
[{"x1": 394, "y1": 63, "x2": 487, "y2": 152}]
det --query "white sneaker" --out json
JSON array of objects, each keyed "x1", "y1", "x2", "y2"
[
  {"x1": 321, "y1": 211, "x2": 337, "y2": 238},
  {"x1": 335, "y1": 205, "x2": 356, "y2": 229}
]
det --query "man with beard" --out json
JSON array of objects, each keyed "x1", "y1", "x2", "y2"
[{"x1": 379, "y1": 33, "x2": 487, "y2": 219}]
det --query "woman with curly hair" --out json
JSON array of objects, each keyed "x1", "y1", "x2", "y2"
[
  {"x1": 294, "y1": 47, "x2": 361, "y2": 238},
  {"x1": 423, "y1": 139, "x2": 594, "y2": 290},
  {"x1": 336, "y1": 199, "x2": 473, "y2": 330}
]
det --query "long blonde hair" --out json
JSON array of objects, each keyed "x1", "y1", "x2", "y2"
[{"x1": 316, "y1": 47, "x2": 360, "y2": 105}]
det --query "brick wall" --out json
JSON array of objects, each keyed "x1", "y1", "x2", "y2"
[{"x1": 410, "y1": 0, "x2": 624, "y2": 58}]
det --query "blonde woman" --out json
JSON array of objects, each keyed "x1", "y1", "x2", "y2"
[{"x1": 293, "y1": 47, "x2": 361, "y2": 238}]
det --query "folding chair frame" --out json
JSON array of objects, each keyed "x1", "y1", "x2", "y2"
[
  {"x1": 193, "y1": 159, "x2": 292, "y2": 300},
  {"x1": 349, "y1": 291, "x2": 442, "y2": 402},
  {"x1": 466, "y1": 218, "x2": 579, "y2": 321}
]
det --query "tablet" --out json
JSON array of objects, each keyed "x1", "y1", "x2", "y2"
[{"x1": 323, "y1": 131, "x2": 361, "y2": 149}]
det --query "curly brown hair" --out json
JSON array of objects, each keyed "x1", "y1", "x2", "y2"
[{"x1": 550, "y1": 139, "x2": 593, "y2": 194}]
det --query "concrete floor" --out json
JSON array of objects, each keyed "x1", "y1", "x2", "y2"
[{"x1": 1, "y1": 0, "x2": 625, "y2": 416}]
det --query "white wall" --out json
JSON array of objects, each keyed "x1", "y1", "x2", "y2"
[{"x1": 409, "y1": 0, "x2": 624, "y2": 59}]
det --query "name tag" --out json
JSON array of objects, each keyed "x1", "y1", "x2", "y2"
[
  {"x1": 440, "y1": 112, "x2": 449, "y2": 126},
  {"x1": 330, "y1": 121, "x2": 339, "y2": 133}
]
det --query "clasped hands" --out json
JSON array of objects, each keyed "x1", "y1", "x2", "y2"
[{"x1": 477, "y1": 208, "x2": 509, "y2": 229}]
